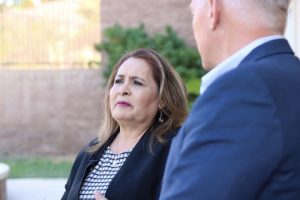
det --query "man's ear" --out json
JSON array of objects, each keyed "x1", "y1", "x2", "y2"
[{"x1": 209, "y1": 0, "x2": 221, "y2": 30}]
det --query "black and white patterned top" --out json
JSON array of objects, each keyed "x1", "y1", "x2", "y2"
[{"x1": 79, "y1": 146, "x2": 131, "y2": 200}]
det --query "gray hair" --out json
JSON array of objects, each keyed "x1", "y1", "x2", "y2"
[{"x1": 225, "y1": 0, "x2": 291, "y2": 33}]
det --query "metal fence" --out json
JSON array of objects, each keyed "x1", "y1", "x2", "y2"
[{"x1": 0, "y1": 0, "x2": 100, "y2": 69}]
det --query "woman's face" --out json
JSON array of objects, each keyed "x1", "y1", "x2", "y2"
[{"x1": 109, "y1": 57, "x2": 159, "y2": 126}]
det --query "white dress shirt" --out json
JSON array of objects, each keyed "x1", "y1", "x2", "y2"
[{"x1": 200, "y1": 35, "x2": 284, "y2": 95}]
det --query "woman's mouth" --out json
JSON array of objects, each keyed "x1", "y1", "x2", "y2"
[{"x1": 116, "y1": 101, "x2": 132, "y2": 107}]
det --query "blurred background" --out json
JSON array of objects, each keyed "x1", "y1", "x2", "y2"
[{"x1": 0, "y1": 0, "x2": 299, "y2": 198}]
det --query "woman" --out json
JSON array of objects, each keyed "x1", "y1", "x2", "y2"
[{"x1": 62, "y1": 48, "x2": 188, "y2": 200}]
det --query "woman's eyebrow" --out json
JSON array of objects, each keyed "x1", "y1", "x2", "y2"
[
  {"x1": 131, "y1": 76, "x2": 145, "y2": 82},
  {"x1": 115, "y1": 74, "x2": 145, "y2": 82}
]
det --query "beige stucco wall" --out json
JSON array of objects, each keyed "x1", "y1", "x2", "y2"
[
  {"x1": 0, "y1": 70, "x2": 104, "y2": 155},
  {"x1": 101, "y1": 0, "x2": 195, "y2": 46}
]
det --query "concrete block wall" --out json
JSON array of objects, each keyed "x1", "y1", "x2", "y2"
[
  {"x1": 101, "y1": 0, "x2": 195, "y2": 46},
  {"x1": 0, "y1": 0, "x2": 194, "y2": 156},
  {"x1": 0, "y1": 69, "x2": 104, "y2": 155}
]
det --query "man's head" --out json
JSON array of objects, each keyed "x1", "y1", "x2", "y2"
[{"x1": 190, "y1": 0, "x2": 291, "y2": 70}]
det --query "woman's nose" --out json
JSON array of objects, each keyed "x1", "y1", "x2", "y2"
[
  {"x1": 119, "y1": 82, "x2": 130, "y2": 96},
  {"x1": 121, "y1": 91, "x2": 129, "y2": 96}
]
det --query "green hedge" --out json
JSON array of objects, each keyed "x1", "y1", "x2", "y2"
[{"x1": 95, "y1": 24, "x2": 206, "y2": 104}]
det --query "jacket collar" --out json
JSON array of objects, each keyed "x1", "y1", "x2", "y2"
[
  {"x1": 240, "y1": 38, "x2": 294, "y2": 64},
  {"x1": 88, "y1": 131, "x2": 119, "y2": 164}
]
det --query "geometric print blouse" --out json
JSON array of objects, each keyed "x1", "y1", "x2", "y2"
[{"x1": 79, "y1": 146, "x2": 131, "y2": 199}]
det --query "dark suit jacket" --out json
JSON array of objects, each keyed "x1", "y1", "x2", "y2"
[
  {"x1": 62, "y1": 127, "x2": 176, "y2": 200},
  {"x1": 160, "y1": 39, "x2": 300, "y2": 200}
]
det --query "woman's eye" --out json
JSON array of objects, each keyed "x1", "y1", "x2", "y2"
[
  {"x1": 134, "y1": 80, "x2": 143, "y2": 85},
  {"x1": 114, "y1": 79, "x2": 122, "y2": 84}
]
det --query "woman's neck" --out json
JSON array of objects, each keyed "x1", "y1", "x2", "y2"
[{"x1": 110, "y1": 124, "x2": 149, "y2": 154}]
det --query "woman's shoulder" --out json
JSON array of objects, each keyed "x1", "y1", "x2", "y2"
[
  {"x1": 145, "y1": 127, "x2": 180, "y2": 153},
  {"x1": 87, "y1": 137, "x2": 100, "y2": 147},
  {"x1": 165, "y1": 127, "x2": 180, "y2": 141},
  {"x1": 74, "y1": 138, "x2": 100, "y2": 161}
]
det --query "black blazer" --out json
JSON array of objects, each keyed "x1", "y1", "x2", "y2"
[{"x1": 62, "y1": 128, "x2": 177, "y2": 200}]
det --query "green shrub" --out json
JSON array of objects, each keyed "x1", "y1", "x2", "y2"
[{"x1": 95, "y1": 24, "x2": 206, "y2": 104}]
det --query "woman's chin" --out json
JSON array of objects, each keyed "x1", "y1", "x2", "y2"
[{"x1": 113, "y1": 116, "x2": 134, "y2": 123}]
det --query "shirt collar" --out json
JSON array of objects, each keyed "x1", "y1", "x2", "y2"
[{"x1": 200, "y1": 35, "x2": 284, "y2": 95}]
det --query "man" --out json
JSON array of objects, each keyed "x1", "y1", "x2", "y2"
[{"x1": 160, "y1": 0, "x2": 300, "y2": 199}]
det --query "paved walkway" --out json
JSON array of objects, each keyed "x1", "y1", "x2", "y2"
[{"x1": 7, "y1": 178, "x2": 67, "y2": 200}]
